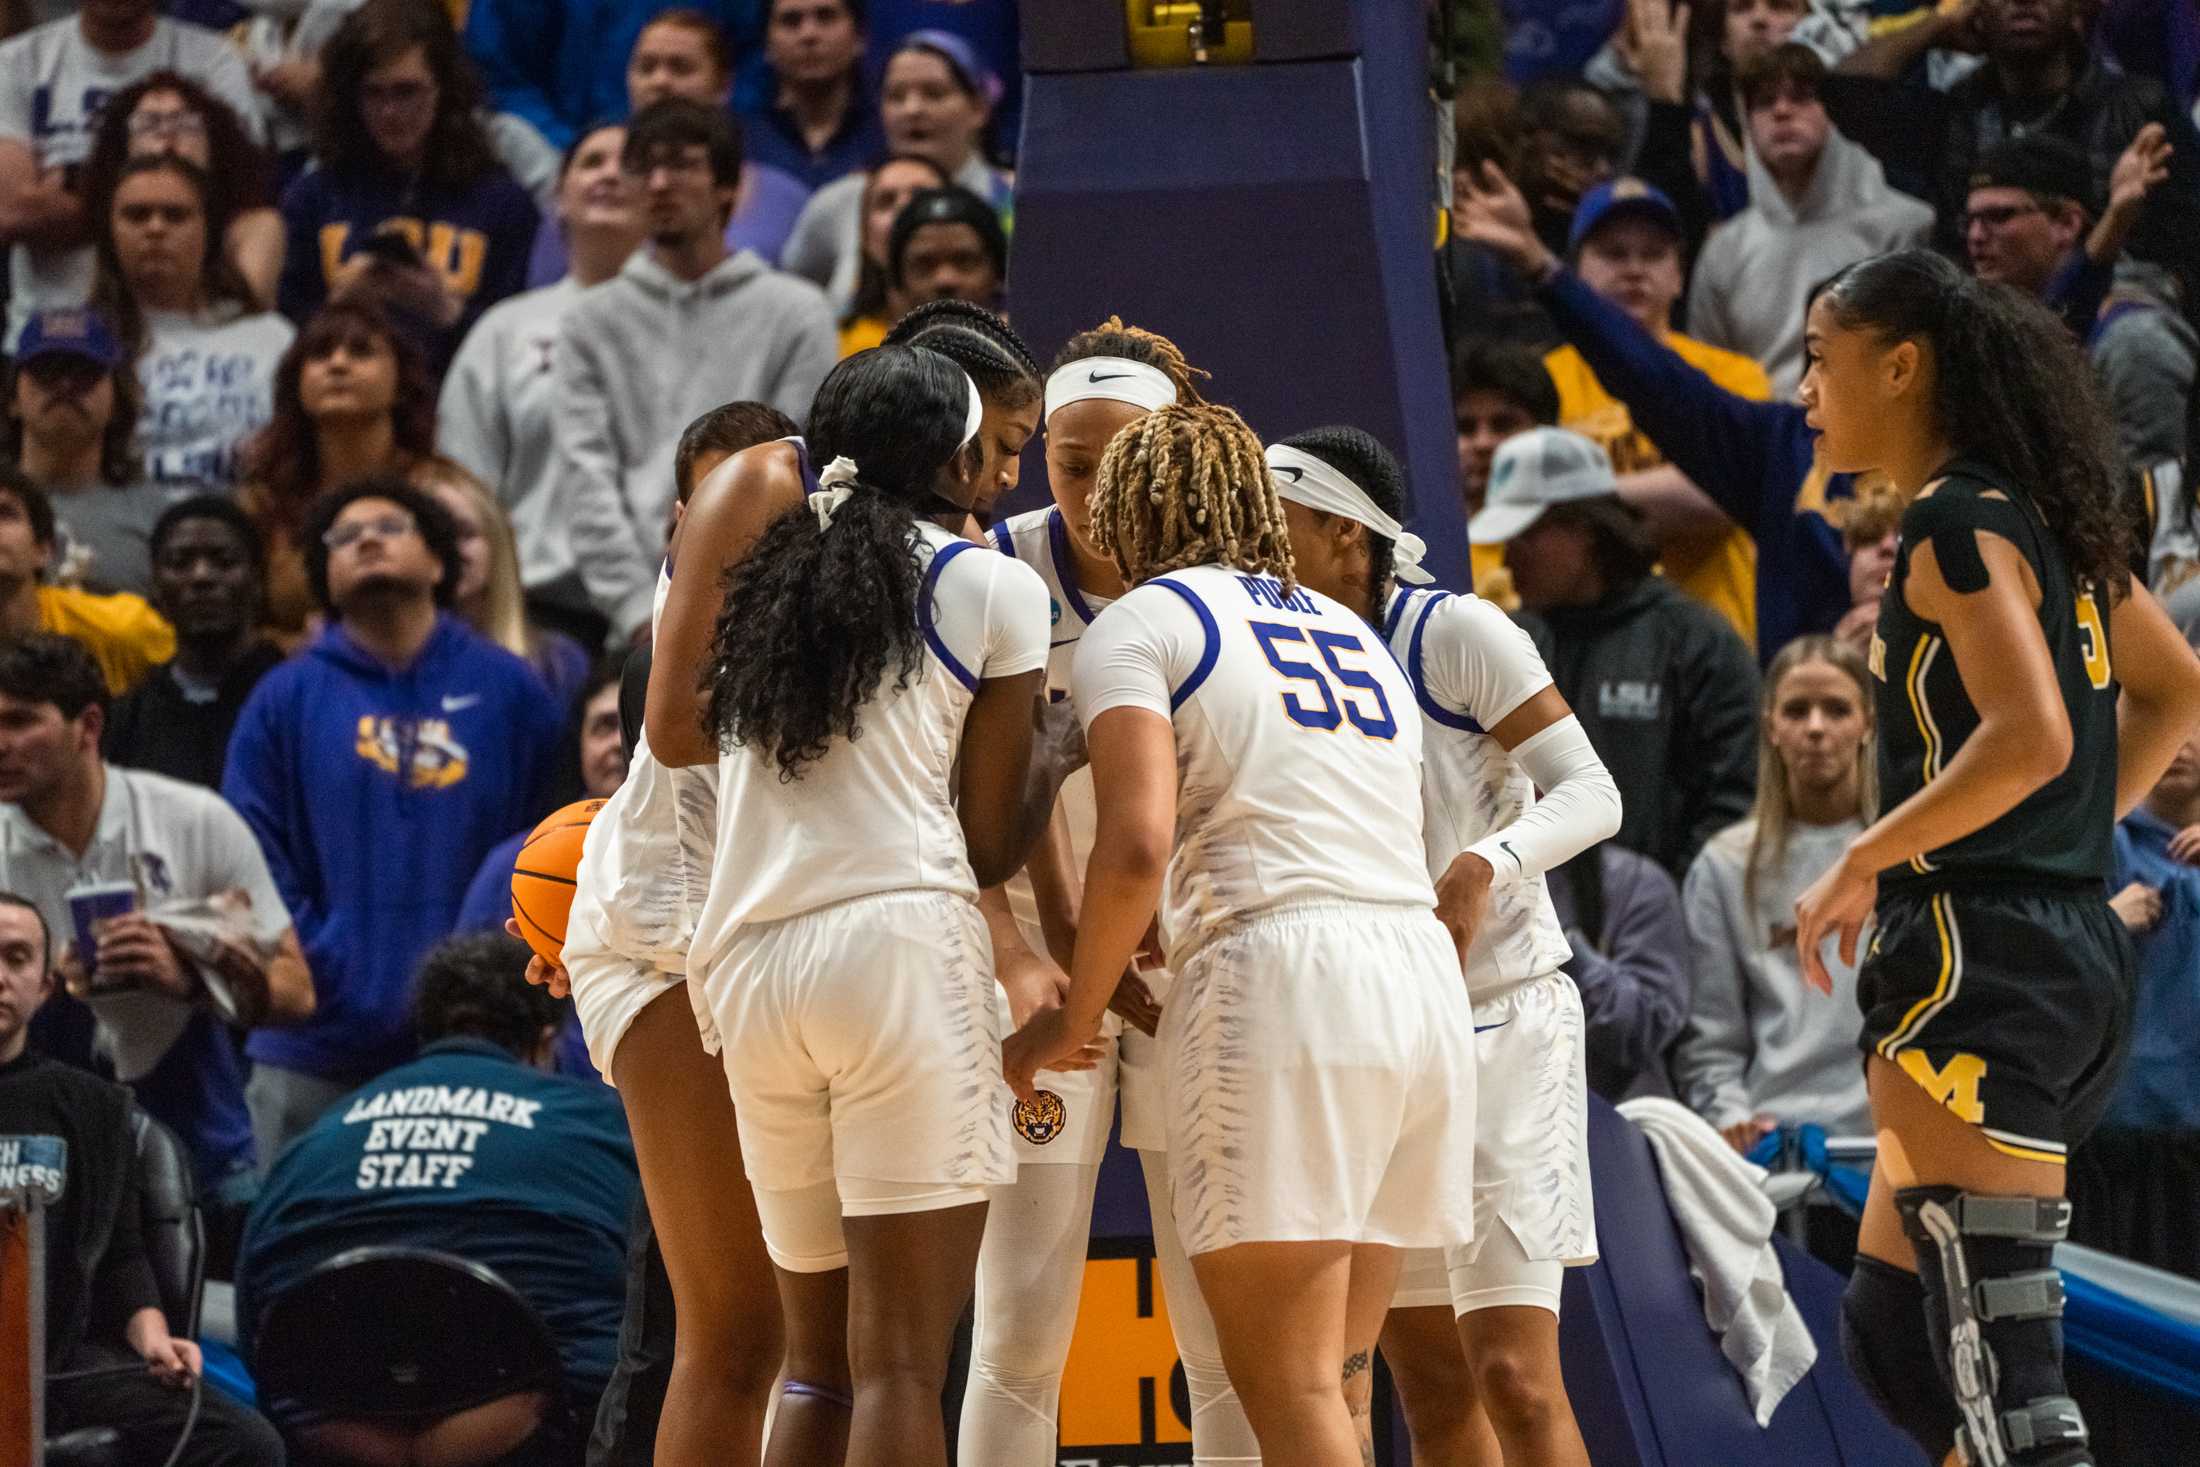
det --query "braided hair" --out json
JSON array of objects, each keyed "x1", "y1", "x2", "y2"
[
  {"x1": 1050, "y1": 315, "x2": 1209, "y2": 404},
  {"x1": 885, "y1": 299, "x2": 1041, "y2": 410},
  {"x1": 1277, "y1": 425, "x2": 1407, "y2": 624},
  {"x1": 1091, "y1": 402, "x2": 1296, "y2": 590}
]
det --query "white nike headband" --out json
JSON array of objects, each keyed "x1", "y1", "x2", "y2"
[
  {"x1": 1043, "y1": 357, "x2": 1178, "y2": 421},
  {"x1": 1265, "y1": 443, "x2": 1434, "y2": 586},
  {"x1": 960, "y1": 369, "x2": 985, "y2": 449}
]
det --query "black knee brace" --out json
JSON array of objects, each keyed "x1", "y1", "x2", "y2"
[
  {"x1": 1895, "y1": 1186, "x2": 2092, "y2": 1467},
  {"x1": 1842, "y1": 1255, "x2": 1959, "y2": 1464}
]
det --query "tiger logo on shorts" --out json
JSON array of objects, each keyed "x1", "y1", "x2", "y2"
[{"x1": 1012, "y1": 1090, "x2": 1067, "y2": 1145}]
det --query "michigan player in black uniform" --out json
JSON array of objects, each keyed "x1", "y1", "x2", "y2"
[{"x1": 1792, "y1": 250, "x2": 2200, "y2": 1467}]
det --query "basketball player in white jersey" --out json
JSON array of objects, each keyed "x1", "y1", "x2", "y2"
[
  {"x1": 1006, "y1": 402, "x2": 1478, "y2": 1467},
  {"x1": 1266, "y1": 426, "x2": 1620, "y2": 1467},
  {"x1": 518, "y1": 402, "x2": 796, "y2": 1467},
  {"x1": 647, "y1": 346, "x2": 1081, "y2": 1467},
  {"x1": 975, "y1": 319, "x2": 1264, "y2": 1465}
]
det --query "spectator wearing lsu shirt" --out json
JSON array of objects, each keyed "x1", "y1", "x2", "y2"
[
  {"x1": 5, "y1": 308, "x2": 176, "y2": 601},
  {"x1": 455, "y1": 654, "x2": 631, "y2": 946},
  {"x1": 1542, "y1": 178, "x2": 1772, "y2": 652},
  {"x1": 441, "y1": 123, "x2": 644, "y2": 652},
  {"x1": 0, "y1": 0, "x2": 263, "y2": 348},
  {"x1": 1475, "y1": 427, "x2": 1759, "y2": 880},
  {"x1": 0, "y1": 465, "x2": 171, "y2": 696},
  {"x1": 277, "y1": 0, "x2": 540, "y2": 377},
  {"x1": 238, "y1": 932, "x2": 638, "y2": 1460},
  {"x1": 92, "y1": 154, "x2": 295, "y2": 493},
  {"x1": 223, "y1": 477, "x2": 562, "y2": 1161}
]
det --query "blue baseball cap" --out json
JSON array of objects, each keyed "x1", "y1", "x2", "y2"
[
  {"x1": 1567, "y1": 177, "x2": 1683, "y2": 255},
  {"x1": 17, "y1": 309, "x2": 122, "y2": 371}
]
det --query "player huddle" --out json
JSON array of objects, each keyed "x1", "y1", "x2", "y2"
[
  {"x1": 515, "y1": 236, "x2": 2200, "y2": 1467},
  {"x1": 531, "y1": 300, "x2": 1619, "y2": 1467}
]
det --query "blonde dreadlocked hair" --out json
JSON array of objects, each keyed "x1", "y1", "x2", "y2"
[
  {"x1": 1091, "y1": 402, "x2": 1298, "y2": 590},
  {"x1": 1050, "y1": 315, "x2": 1210, "y2": 404}
]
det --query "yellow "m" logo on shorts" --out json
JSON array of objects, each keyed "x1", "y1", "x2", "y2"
[{"x1": 1897, "y1": 1049, "x2": 1988, "y2": 1125}]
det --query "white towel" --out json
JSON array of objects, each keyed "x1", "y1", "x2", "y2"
[{"x1": 1618, "y1": 1096, "x2": 1819, "y2": 1425}]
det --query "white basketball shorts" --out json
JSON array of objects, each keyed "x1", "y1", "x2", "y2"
[
  {"x1": 699, "y1": 889, "x2": 1017, "y2": 1208},
  {"x1": 1162, "y1": 901, "x2": 1477, "y2": 1257},
  {"x1": 560, "y1": 896, "x2": 694, "y2": 1080},
  {"x1": 1393, "y1": 970, "x2": 1598, "y2": 1315}
]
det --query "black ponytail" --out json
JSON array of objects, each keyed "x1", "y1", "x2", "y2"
[
  {"x1": 886, "y1": 299, "x2": 1041, "y2": 411},
  {"x1": 1812, "y1": 248, "x2": 2133, "y2": 598},
  {"x1": 703, "y1": 346, "x2": 977, "y2": 780},
  {"x1": 1278, "y1": 425, "x2": 1408, "y2": 624}
]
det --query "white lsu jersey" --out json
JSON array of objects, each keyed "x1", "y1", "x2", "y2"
[
  {"x1": 566, "y1": 565, "x2": 718, "y2": 975},
  {"x1": 1072, "y1": 564, "x2": 1436, "y2": 959},
  {"x1": 990, "y1": 505, "x2": 1113, "y2": 696},
  {"x1": 1382, "y1": 587, "x2": 1573, "y2": 990},
  {"x1": 567, "y1": 437, "x2": 819, "y2": 974},
  {"x1": 689, "y1": 519, "x2": 1050, "y2": 974}
]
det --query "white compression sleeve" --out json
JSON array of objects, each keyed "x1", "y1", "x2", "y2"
[
  {"x1": 1462, "y1": 715, "x2": 1623, "y2": 882},
  {"x1": 959, "y1": 1161, "x2": 1104, "y2": 1465}
]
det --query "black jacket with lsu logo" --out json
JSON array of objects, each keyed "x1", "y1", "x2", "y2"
[{"x1": 1521, "y1": 577, "x2": 1761, "y2": 879}]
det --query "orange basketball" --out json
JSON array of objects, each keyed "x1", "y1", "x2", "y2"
[{"x1": 509, "y1": 798, "x2": 606, "y2": 968}]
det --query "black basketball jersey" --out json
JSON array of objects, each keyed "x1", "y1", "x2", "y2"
[{"x1": 1870, "y1": 460, "x2": 2118, "y2": 892}]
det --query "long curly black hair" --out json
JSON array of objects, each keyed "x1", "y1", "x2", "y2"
[
  {"x1": 1811, "y1": 249, "x2": 2133, "y2": 599},
  {"x1": 703, "y1": 346, "x2": 979, "y2": 780},
  {"x1": 1277, "y1": 425, "x2": 1408, "y2": 625}
]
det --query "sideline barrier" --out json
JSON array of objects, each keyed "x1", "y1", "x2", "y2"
[{"x1": 1058, "y1": 1101, "x2": 1928, "y2": 1466}]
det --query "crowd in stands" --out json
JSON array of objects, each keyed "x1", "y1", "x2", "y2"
[{"x1": 0, "y1": 0, "x2": 2194, "y2": 1461}]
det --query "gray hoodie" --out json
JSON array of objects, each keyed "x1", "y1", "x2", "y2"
[
  {"x1": 1675, "y1": 815, "x2": 1872, "y2": 1137},
  {"x1": 556, "y1": 248, "x2": 836, "y2": 638},
  {"x1": 1688, "y1": 128, "x2": 1933, "y2": 399},
  {"x1": 2093, "y1": 259, "x2": 2197, "y2": 470}
]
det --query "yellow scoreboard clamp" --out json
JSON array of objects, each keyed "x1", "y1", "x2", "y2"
[{"x1": 1127, "y1": 0, "x2": 1255, "y2": 67}]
